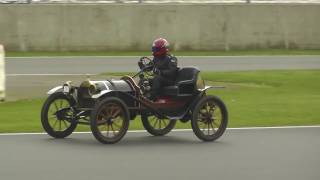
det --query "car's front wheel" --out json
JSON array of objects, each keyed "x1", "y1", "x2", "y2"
[
  {"x1": 41, "y1": 92, "x2": 77, "y2": 138},
  {"x1": 90, "y1": 97, "x2": 130, "y2": 144}
]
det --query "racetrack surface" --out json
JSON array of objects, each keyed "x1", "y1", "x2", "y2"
[
  {"x1": 6, "y1": 56, "x2": 320, "y2": 74},
  {"x1": 0, "y1": 127, "x2": 319, "y2": 180},
  {"x1": 5, "y1": 56, "x2": 320, "y2": 100}
]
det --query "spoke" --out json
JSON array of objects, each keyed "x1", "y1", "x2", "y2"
[
  {"x1": 162, "y1": 120, "x2": 167, "y2": 127},
  {"x1": 63, "y1": 101, "x2": 69, "y2": 109},
  {"x1": 210, "y1": 122, "x2": 216, "y2": 134},
  {"x1": 103, "y1": 105, "x2": 112, "y2": 118},
  {"x1": 112, "y1": 109, "x2": 121, "y2": 118},
  {"x1": 48, "y1": 115, "x2": 57, "y2": 120},
  {"x1": 54, "y1": 102, "x2": 59, "y2": 112},
  {"x1": 108, "y1": 105, "x2": 114, "y2": 115},
  {"x1": 207, "y1": 123, "x2": 210, "y2": 135},
  {"x1": 59, "y1": 120, "x2": 62, "y2": 131},
  {"x1": 197, "y1": 119, "x2": 204, "y2": 126},
  {"x1": 149, "y1": 116, "x2": 156, "y2": 124},
  {"x1": 205, "y1": 103, "x2": 210, "y2": 113},
  {"x1": 106, "y1": 124, "x2": 110, "y2": 137},
  {"x1": 153, "y1": 118, "x2": 159, "y2": 128},
  {"x1": 98, "y1": 120, "x2": 108, "y2": 125},
  {"x1": 63, "y1": 100, "x2": 68, "y2": 109},
  {"x1": 112, "y1": 122, "x2": 122, "y2": 130},
  {"x1": 201, "y1": 108, "x2": 207, "y2": 115},
  {"x1": 159, "y1": 119, "x2": 162, "y2": 129},
  {"x1": 52, "y1": 120, "x2": 58, "y2": 130},
  {"x1": 198, "y1": 115, "x2": 206, "y2": 121},
  {"x1": 201, "y1": 121, "x2": 207, "y2": 133},
  {"x1": 102, "y1": 109, "x2": 110, "y2": 119},
  {"x1": 199, "y1": 111, "x2": 206, "y2": 116},
  {"x1": 113, "y1": 105, "x2": 121, "y2": 116},
  {"x1": 59, "y1": 100, "x2": 63, "y2": 108},
  {"x1": 97, "y1": 115, "x2": 107, "y2": 125},
  {"x1": 209, "y1": 107, "x2": 215, "y2": 114},
  {"x1": 49, "y1": 109, "x2": 55, "y2": 115},
  {"x1": 197, "y1": 117, "x2": 206, "y2": 126},
  {"x1": 62, "y1": 120, "x2": 69, "y2": 129},
  {"x1": 110, "y1": 124, "x2": 116, "y2": 136}
]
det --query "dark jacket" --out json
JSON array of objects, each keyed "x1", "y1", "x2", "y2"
[{"x1": 152, "y1": 55, "x2": 178, "y2": 81}]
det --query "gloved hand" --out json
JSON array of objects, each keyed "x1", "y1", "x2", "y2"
[
  {"x1": 138, "y1": 61, "x2": 144, "y2": 70},
  {"x1": 153, "y1": 68, "x2": 161, "y2": 75}
]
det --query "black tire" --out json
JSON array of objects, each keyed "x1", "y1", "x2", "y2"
[
  {"x1": 90, "y1": 97, "x2": 130, "y2": 144},
  {"x1": 41, "y1": 92, "x2": 77, "y2": 138},
  {"x1": 191, "y1": 95, "x2": 228, "y2": 142},
  {"x1": 141, "y1": 113, "x2": 176, "y2": 136}
]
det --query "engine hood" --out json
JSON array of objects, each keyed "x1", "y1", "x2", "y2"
[{"x1": 82, "y1": 80, "x2": 133, "y2": 92}]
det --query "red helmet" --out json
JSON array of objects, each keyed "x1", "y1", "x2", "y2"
[{"x1": 152, "y1": 38, "x2": 169, "y2": 57}]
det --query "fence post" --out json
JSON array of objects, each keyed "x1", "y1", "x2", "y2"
[{"x1": 0, "y1": 44, "x2": 5, "y2": 101}]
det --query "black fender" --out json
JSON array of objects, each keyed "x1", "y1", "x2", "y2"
[{"x1": 179, "y1": 85, "x2": 225, "y2": 120}]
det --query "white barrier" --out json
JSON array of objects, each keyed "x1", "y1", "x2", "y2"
[
  {"x1": 0, "y1": 44, "x2": 5, "y2": 101},
  {"x1": 1, "y1": 5, "x2": 320, "y2": 51}
]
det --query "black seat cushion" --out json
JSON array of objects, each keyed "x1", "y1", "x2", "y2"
[
  {"x1": 176, "y1": 67, "x2": 200, "y2": 85},
  {"x1": 163, "y1": 86, "x2": 179, "y2": 96},
  {"x1": 162, "y1": 67, "x2": 199, "y2": 96}
]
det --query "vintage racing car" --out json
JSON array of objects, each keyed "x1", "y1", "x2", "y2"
[{"x1": 41, "y1": 57, "x2": 228, "y2": 144}]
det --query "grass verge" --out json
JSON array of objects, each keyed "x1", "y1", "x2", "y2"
[
  {"x1": 6, "y1": 49, "x2": 320, "y2": 57},
  {"x1": 0, "y1": 70, "x2": 319, "y2": 133}
]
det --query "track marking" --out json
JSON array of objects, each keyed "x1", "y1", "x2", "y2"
[
  {"x1": 0, "y1": 125, "x2": 319, "y2": 136},
  {"x1": 6, "y1": 74, "x2": 97, "y2": 76}
]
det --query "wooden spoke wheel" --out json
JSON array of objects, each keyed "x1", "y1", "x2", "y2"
[
  {"x1": 141, "y1": 113, "x2": 176, "y2": 136},
  {"x1": 91, "y1": 97, "x2": 129, "y2": 144}
]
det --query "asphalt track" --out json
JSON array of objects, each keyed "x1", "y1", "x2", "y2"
[
  {"x1": 6, "y1": 56, "x2": 320, "y2": 74},
  {"x1": 2, "y1": 56, "x2": 320, "y2": 180},
  {"x1": 0, "y1": 127, "x2": 319, "y2": 180},
  {"x1": 5, "y1": 55, "x2": 320, "y2": 100}
]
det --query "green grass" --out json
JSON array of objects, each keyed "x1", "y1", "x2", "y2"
[
  {"x1": 6, "y1": 49, "x2": 320, "y2": 57},
  {"x1": 0, "y1": 70, "x2": 319, "y2": 133},
  {"x1": 0, "y1": 99, "x2": 44, "y2": 133}
]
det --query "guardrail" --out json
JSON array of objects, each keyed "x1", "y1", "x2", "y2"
[
  {"x1": 1, "y1": 0, "x2": 320, "y2": 4},
  {"x1": 0, "y1": 44, "x2": 5, "y2": 101}
]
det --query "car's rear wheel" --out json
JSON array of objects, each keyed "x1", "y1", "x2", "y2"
[
  {"x1": 141, "y1": 113, "x2": 176, "y2": 136},
  {"x1": 41, "y1": 92, "x2": 77, "y2": 138},
  {"x1": 191, "y1": 95, "x2": 228, "y2": 142},
  {"x1": 90, "y1": 97, "x2": 130, "y2": 144}
]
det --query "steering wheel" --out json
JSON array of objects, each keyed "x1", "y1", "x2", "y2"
[
  {"x1": 138, "y1": 57, "x2": 153, "y2": 76},
  {"x1": 138, "y1": 57, "x2": 152, "y2": 69}
]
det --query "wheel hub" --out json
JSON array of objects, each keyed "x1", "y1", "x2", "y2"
[
  {"x1": 55, "y1": 108, "x2": 70, "y2": 121},
  {"x1": 106, "y1": 118, "x2": 113, "y2": 125},
  {"x1": 201, "y1": 112, "x2": 214, "y2": 124}
]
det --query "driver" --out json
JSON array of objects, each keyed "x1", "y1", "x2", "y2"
[{"x1": 149, "y1": 38, "x2": 178, "y2": 100}]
